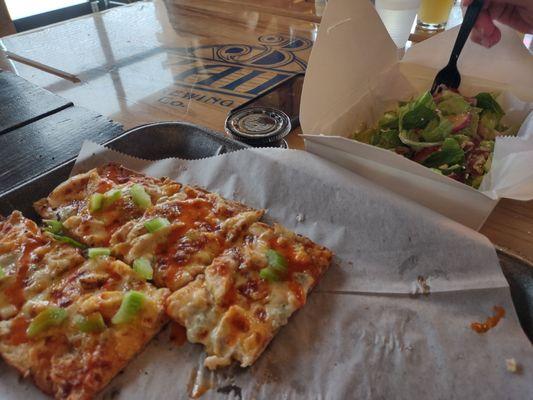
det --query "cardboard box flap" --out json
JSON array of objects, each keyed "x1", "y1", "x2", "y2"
[
  {"x1": 301, "y1": 0, "x2": 533, "y2": 229},
  {"x1": 300, "y1": 0, "x2": 398, "y2": 134},
  {"x1": 402, "y1": 25, "x2": 533, "y2": 100}
]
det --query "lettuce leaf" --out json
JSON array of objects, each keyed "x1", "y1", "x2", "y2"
[
  {"x1": 423, "y1": 138, "x2": 465, "y2": 168},
  {"x1": 372, "y1": 129, "x2": 401, "y2": 149},
  {"x1": 455, "y1": 111, "x2": 479, "y2": 137},
  {"x1": 402, "y1": 106, "x2": 437, "y2": 130},
  {"x1": 378, "y1": 111, "x2": 399, "y2": 129},
  {"x1": 438, "y1": 96, "x2": 471, "y2": 115},
  {"x1": 399, "y1": 130, "x2": 441, "y2": 149},
  {"x1": 478, "y1": 112, "x2": 501, "y2": 139},
  {"x1": 353, "y1": 127, "x2": 376, "y2": 144},
  {"x1": 475, "y1": 92, "x2": 504, "y2": 117},
  {"x1": 420, "y1": 118, "x2": 453, "y2": 142},
  {"x1": 399, "y1": 91, "x2": 438, "y2": 130}
]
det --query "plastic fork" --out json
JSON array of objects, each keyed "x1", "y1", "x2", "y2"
[{"x1": 430, "y1": 0, "x2": 484, "y2": 95}]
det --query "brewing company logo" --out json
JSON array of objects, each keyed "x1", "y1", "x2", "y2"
[{"x1": 158, "y1": 34, "x2": 311, "y2": 110}]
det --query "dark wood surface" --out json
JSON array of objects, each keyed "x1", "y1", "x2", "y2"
[
  {"x1": 0, "y1": 70, "x2": 73, "y2": 134},
  {"x1": 0, "y1": 106, "x2": 122, "y2": 192},
  {"x1": 0, "y1": 0, "x2": 15, "y2": 37}
]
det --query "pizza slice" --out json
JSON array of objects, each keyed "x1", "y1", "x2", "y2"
[
  {"x1": 166, "y1": 221, "x2": 332, "y2": 369},
  {"x1": 0, "y1": 252, "x2": 169, "y2": 400},
  {"x1": 0, "y1": 211, "x2": 85, "y2": 321},
  {"x1": 34, "y1": 163, "x2": 182, "y2": 247},
  {"x1": 110, "y1": 185, "x2": 263, "y2": 291}
]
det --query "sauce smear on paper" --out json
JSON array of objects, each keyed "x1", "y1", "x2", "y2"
[{"x1": 471, "y1": 306, "x2": 505, "y2": 333}]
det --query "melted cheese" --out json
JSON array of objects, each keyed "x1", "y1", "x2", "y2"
[
  {"x1": 166, "y1": 219, "x2": 332, "y2": 370},
  {"x1": 0, "y1": 247, "x2": 170, "y2": 399}
]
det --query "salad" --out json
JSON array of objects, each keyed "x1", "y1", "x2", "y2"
[{"x1": 352, "y1": 87, "x2": 514, "y2": 188}]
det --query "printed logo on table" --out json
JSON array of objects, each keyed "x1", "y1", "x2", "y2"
[{"x1": 158, "y1": 34, "x2": 311, "y2": 110}]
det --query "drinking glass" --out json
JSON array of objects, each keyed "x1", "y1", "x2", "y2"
[
  {"x1": 375, "y1": 0, "x2": 421, "y2": 48},
  {"x1": 417, "y1": 0, "x2": 455, "y2": 31}
]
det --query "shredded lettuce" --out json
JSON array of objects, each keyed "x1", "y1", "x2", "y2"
[{"x1": 350, "y1": 88, "x2": 506, "y2": 188}]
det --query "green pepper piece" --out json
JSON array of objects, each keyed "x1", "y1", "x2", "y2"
[
  {"x1": 130, "y1": 184, "x2": 152, "y2": 209},
  {"x1": 46, "y1": 232, "x2": 86, "y2": 249},
  {"x1": 27, "y1": 307, "x2": 68, "y2": 338},
  {"x1": 89, "y1": 193, "x2": 104, "y2": 213},
  {"x1": 111, "y1": 291, "x2": 146, "y2": 325},
  {"x1": 266, "y1": 249, "x2": 288, "y2": 274},
  {"x1": 133, "y1": 257, "x2": 153, "y2": 280},
  {"x1": 74, "y1": 312, "x2": 106, "y2": 333},
  {"x1": 259, "y1": 267, "x2": 280, "y2": 282},
  {"x1": 144, "y1": 217, "x2": 170, "y2": 233},
  {"x1": 88, "y1": 247, "x2": 111, "y2": 259},
  {"x1": 43, "y1": 219, "x2": 63, "y2": 234},
  {"x1": 102, "y1": 189, "x2": 122, "y2": 209}
]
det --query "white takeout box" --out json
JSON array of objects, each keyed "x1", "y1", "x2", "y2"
[{"x1": 301, "y1": 0, "x2": 533, "y2": 230}]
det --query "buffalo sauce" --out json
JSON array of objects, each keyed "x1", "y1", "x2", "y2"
[
  {"x1": 100, "y1": 164, "x2": 131, "y2": 184},
  {"x1": 288, "y1": 281, "x2": 305, "y2": 307},
  {"x1": 5, "y1": 316, "x2": 29, "y2": 345},
  {"x1": 471, "y1": 306, "x2": 505, "y2": 333},
  {"x1": 4, "y1": 238, "x2": 43, "y2": 309},
  {"x1": 157, "y1": 200, "x2": 218, "y2": 286},
  {"x1": 169, "y1": 322, "x2": 187, "y2": 346},
  {"x1": 267, "y1": 238, "x2": 318, "y2": 280}
]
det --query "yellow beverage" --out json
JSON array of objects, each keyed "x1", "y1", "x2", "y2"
[{"x1": 418, "y1": 0, "x2": 455, "y2": 28}]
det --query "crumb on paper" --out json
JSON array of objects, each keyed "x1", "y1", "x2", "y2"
[
  {"x1": 409, "y1": 275, "x2": 430, "y2": 297},
  {"x1": 296, "y1": 213, "x2": 305, "y2": 223},
  {"x1": 506, "y1": 358, "x2": 521, "y2": 373}
]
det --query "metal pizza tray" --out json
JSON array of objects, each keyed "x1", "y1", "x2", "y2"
[{"x1": 0, "y1": 122, "x2": 531, "y2": 342}]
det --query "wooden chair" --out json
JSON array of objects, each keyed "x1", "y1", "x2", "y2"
[{"x1": 0, "y1": 0, "x2": 16, "y2": 37}]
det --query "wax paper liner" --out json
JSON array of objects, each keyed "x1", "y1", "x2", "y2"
[{"x1": 2, "y1": 141, "x2": 531, "y2": 399}]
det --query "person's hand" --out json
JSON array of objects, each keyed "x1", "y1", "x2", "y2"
[{"x1": 462, "y1": 0, "x2": 533, "y2": 47}]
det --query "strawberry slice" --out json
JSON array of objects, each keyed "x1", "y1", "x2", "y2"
[{"x1": 412, "y1": 146, "x2": 440, "y2": 163}]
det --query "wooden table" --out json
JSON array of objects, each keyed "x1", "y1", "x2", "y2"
[{"x1": 1, "y1": 0, "x2": 533, "y2": 262}]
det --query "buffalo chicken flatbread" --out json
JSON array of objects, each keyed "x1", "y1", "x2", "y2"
[
  {"x1": 166, "y1": 222, "x2": 332, "y2": 369},
  {"x1": 34, "y1": 164, "x2": 182, "y2": 247},
  {"x1": 109, "y1": 186, "x2": 263, "y2": 291},
  {"x1": 0, "y1": 211, "x2": 85, "y2": 321},
  {"x1": 0, "y1": 215, "x2": 169, "y2": 399},
  {"x1": 0, "y1": 163, "x2": 332, "y2": 399}
]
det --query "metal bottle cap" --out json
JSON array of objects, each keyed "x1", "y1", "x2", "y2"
[{"x1": 225, "y1": 107, "x2": 291, "y2": 147}]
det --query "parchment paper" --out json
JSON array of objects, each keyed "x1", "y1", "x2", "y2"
[
  {"x1": 300, "y1": 0, "x2": 533, "y2": 229},
  {"x1": 2, "y1": 141, "x2": 531, "y2": 399}
]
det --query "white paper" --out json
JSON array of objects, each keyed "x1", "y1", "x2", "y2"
[
  {"x1": 2, "y1": 141, "x2": 531, "y2": 399},
  {"x1": 301, "y1": 0, "x2": 533, "y2": 229}
]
